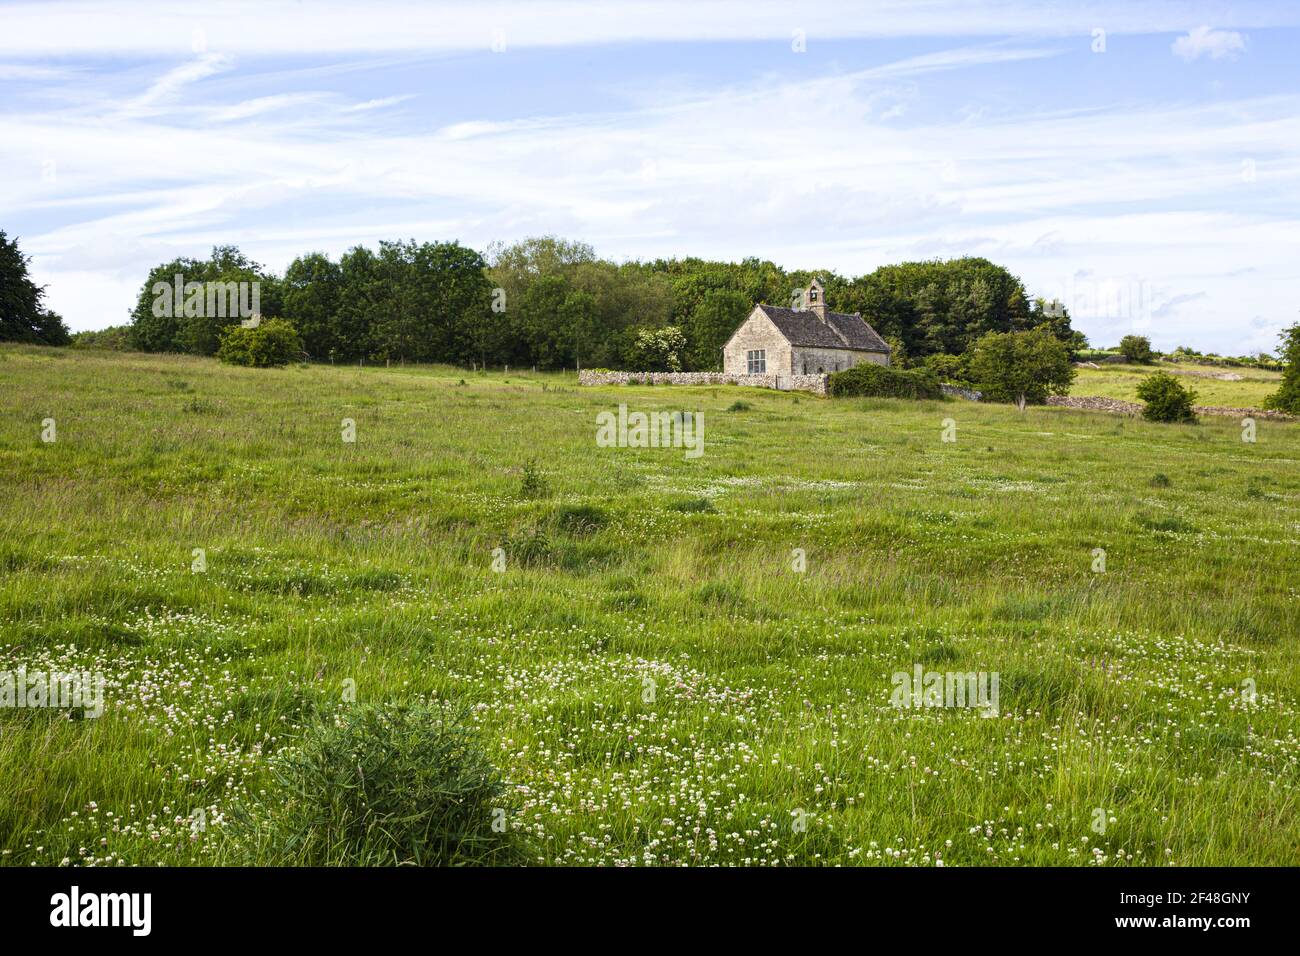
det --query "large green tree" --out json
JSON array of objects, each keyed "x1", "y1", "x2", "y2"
[
  {"x1": 282, "y1": 252, "x2": 342, "y2": 359},
  {"x1": 965, "y1": 327, "x2": 1076, "y2": 410},
  {"x1": 335, "y1": 246, "x2": 384, "y2": 360},
  {"x1": 853, "y1": 257, "x2": 1046, "y2": 360},
  {"x1": 686, "y1": 289, "x2": 750, "y2": 370},
  {"x1": 517, "y1": 274, "x2": 572, "y2": 369},
  {"x1": 0, "y1": 231, "x2": 70, "y2": 345}
]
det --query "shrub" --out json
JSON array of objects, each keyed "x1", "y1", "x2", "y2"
[
  {"x1": 1136, "y1": 371, "x2": 1198, "y2": 423},
  {"x1": 223, "y1": 703, "x2": 518, "y2": 866},
  {"x1": 1119, "y1": 335, "x2": 1155, "y2": 364},
  {"x1": 217, "y1": 318, "x2": 303, "y2": 367},
  {"x1": 626, "y1": 326, "x2": 686, "y2": 372},
  {"x1": 828, "y1": 363, "x2": 942, "y2": 399},
  {"x1": 70, "y1": 325, "x2": 133, "y2": 351},
  {"x1": 1262, "y1": 324, "x2": 1300, "y2": 414},
  {"x1": 726, "y1": 400, "x2": 753, "y2": 412}
]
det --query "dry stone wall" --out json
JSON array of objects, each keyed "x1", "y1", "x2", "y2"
[
  {"x1": 578, "y1": 370, "x2": 829, "y2": 396},
  {"x1": 1046, "y1": 395, "x2": 1296, "y2": 421}
]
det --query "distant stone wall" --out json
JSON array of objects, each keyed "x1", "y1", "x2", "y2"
[
  {"x1": 578, "y1": 370, "x2": 828, "y2": 396},
  {"x1": 1047, "y1": 396, "x2": 1142, "y2": 415},
  {"x1": 941, "y1": 384, "x2": 983, "y2": 401},
  {"x1": 1047, "y1": 395, "x2": 1296, "y2": 421},
  {"x1": 1191, "y1": 405, "x2": 1296, "y2": 421}
]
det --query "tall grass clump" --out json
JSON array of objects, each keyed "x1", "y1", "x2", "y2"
[
  {"x1": 518, "y1": 459, "x2": 550, "y2": 498},
  {"x1": 223, "y1": 703, "x2": 518, "y2": 866}
]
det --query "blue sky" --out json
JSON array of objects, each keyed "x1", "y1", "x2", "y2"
[{"x1": 2, "y1": 1, "x2": 1298, "y2": 353}]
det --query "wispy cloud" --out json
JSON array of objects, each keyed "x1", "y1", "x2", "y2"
[
  {"x1": 1152, "y1": 290, "x2": 1209, "y2": 318},
  {"x1": 211, "y1": 93, "x2": 331, "y2": 123},
  {"x1": 1172, "y1": 26, "x2": 1247, "y2": 61},
  {"x1": 119, "y1": 53, "x2": 234, "y2": 115},
  {"x1": 852, "y1": 44, "x2": 1064, "y2": 80},
  {"x1": 342, "y1": 94, "x2": 418, "y2": 113}
]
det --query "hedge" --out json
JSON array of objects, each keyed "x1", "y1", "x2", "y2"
[{"x1": 827, "y1": 363, "x2": 943, "y2": 399}]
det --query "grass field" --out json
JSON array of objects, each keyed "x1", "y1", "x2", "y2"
[
  {"x1": 1072, "y1": 361, "x2": 1283, "y2": 408},
  {"x1": 2, "y1": 344, "x2": 1298, "y2": 866}
]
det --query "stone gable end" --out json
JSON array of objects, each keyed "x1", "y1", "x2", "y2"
[{"x1": 723, "y1": 308, "x2": 791, "y2": 375}]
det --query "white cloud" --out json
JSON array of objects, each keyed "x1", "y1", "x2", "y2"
[
  {"x1": 210, "y1": 93, "x2": 330, "y2": 123},
  {"x1": 0, "y1": 63, "x2": 77, "y2": 80},
  {"x1": 342, "y1": 95, "x2": 417, "y2": 113},
  {"x1": 852, "y1": 44, "x2": 1063, "y2": 80},
  {"x1": 1172, "y1": 26, "x2": 1246, "y2": 61},
  {"x1": 0, "y1": 2, "x2": 1296, "y2": 56}
]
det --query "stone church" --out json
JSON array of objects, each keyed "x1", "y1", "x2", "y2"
[{"x1": 722, "y1": 278, "x2": 891, "y2": 377}]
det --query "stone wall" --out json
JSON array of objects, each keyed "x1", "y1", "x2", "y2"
[
  {"x1": 578, "y1": 370, "x2": 829, "y2": 396},
  {"x1": 940, "y1": 384, "x2": 983, "y2": 401},
  {"x1": 1046, "y1": 395, "x2": 1296, "y2": 421}
]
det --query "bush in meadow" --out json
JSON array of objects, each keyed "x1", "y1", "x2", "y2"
[
  {"x1": 1136, "y1": 371, "x2": 1198, "y2": 423},
  {"x1": 1119, "y1": 334, "x2": 1155, "y2": 364},
  {"x1": 224, "y1": 703, "x2": 518, "y2": 866},
  {"x1": 217, "y1": 317, "x2": 303, "y2": 368}
]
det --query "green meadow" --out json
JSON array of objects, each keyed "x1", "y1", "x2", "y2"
[
  {"x1": 1, "y1": 343, "x2": 1297, "y2": 866},
  {"x1": 1072, "y1": 361, "x2": 1283, "y2": 408}
]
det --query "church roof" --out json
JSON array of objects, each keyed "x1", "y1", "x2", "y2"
[{"x1": 756, "y1": 304, "x2": 891, "y2": 352}]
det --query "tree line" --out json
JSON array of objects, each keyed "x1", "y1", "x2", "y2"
[
  {"x1": 114, "y1": 236, "x2": 1083, "y2": 370},
  {"x1": 6, "y1": 229, "x2": 1084, "y2": 369}
]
